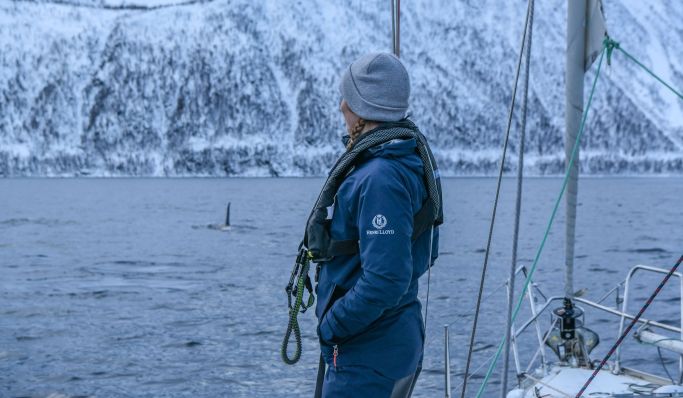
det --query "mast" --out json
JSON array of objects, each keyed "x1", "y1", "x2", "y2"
[
  {"x1": 391, "y1": 0, "x2": 400, "y2": 57},
  {"x1": 564, "y1": 0, "x2": 586, "y2": 299}
]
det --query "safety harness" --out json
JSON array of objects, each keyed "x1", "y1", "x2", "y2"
[
  {"x1": 305, "y1": 119, "x2": 443, "y2": 263},
  {"x1": 280, "y1": 119, "x2": 443, "y2": 365}
]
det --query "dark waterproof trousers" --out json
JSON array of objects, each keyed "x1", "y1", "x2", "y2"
[{"x1": 321, "y1": 365, "x2": 421, "y2": 398}]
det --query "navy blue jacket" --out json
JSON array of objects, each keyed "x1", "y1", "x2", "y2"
[{"x1": 315, "y1": 137, "x2": 439, "y2": 380}]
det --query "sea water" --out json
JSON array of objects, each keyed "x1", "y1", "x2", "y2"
[{"x1": 1, "y1": 177, "x2": 681, "y2": 397}]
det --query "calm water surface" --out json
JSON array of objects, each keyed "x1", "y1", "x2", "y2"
[{"x1": 0, "y1": 178, "x2": 681, "y2": 397}]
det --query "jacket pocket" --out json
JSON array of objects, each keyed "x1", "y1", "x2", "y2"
[
  {"x1": 317, "y1": 283, "x2": 348, "y2": 346},
  {"x1": 315, "y1": 281, "x2": 335, "y2": 319},
  {"x1": 324, "y1": 284, "x2": 348, "y2": 315}
]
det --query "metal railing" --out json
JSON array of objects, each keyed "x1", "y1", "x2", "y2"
[
  {"x1": 508, "y1": 264, "x2": 683, "y2": 386},
  {"x1": 613, "y1": 265, "x2": 683, "y2": 382}
]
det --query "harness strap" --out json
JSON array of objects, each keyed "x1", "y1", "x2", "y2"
[
  {"x1": 411, "y1": 200, "x2": 435, "y2": 241},
  {"x1": 328, "y1": 239, "x2": 359, "y2": 257},
  {"x1": 327, "y1": 200, "x2": 436, "y2": 258},
  {"x1": 313, "y1": 353, "x2": 326, "y2": 398}
]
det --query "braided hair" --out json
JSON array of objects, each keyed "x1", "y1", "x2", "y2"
[{"x1": 346, "y1": 118, "x2": 367, "y2": 150}]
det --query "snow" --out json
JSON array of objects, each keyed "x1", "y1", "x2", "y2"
[{"x1": 0, "y1": 0, "x2": 682, "y2": 176}]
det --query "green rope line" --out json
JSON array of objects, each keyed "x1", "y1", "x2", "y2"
[
  {"x1": 605, "y1": 36, "x2": 683, "y2": 101},
  {"x1": 474, "y1": 45, "x2": 608, "y2": 398},
  {"x1": 281, "y1": 259, "x2": 315, "y2": 365}
]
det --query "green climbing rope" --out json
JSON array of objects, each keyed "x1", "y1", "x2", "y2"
[
  {"x1": 474, "y1": 44, "x2": 608, "y2": 398},
  {"x1": 281, "y1": 249, "x2": 315, "y2": 365}
]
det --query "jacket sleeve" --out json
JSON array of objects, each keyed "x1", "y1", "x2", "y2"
[{"x1": 319, "y1": 165, "x2": 414, "y2": 344}]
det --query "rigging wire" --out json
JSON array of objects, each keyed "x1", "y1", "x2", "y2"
[
  {"x1": 474, "y1": 43, "x2": 609, "y2": 398},
  {"x1": 453, "y1": 347, "x2": 502, "y2": 395},
  {"x1": 422, "y1": 272, "x2": 514, "y2": 352},
  {"x1": 459, "y1": 2, "x2": 534, "y2": 397},
  {"x1": 501, "y1": 0, "x2": 534, "y2": 395}
]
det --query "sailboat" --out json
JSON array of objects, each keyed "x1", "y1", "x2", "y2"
[{"x1": 448, "y1": 1, "x2": 683, "y2": 397}]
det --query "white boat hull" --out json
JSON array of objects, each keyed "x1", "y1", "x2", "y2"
[{"x1": 509, "y1": 364, "x2": 683, "y2": 398}]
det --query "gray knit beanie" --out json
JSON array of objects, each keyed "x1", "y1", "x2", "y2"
[{"x1": 339, "y1": 52, "x2": 410, "y2": 122}]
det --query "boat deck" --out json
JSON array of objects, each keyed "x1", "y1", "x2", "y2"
[{"x1": 516, "y1": 365, "x2": 678, "y2": 397}]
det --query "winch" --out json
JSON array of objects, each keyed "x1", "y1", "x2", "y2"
[{"x1": 544, "y1": 298, "x2": 599, "y2": 367}]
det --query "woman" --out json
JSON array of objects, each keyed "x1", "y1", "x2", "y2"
[{"x1": 314, "y1": 52, "x2": 440, "y2": 397}]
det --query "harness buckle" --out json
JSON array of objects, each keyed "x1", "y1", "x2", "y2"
[{"x1": 285, "y1": 248, "x2": 313, "y2": 310}]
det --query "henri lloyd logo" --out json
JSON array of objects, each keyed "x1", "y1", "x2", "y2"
[
  {"x1": 367, "y1": 214, "x2": 394, "y2": 235},
  {"x1": 372, "y1": 214, "x2": 387, "y2": 229}
]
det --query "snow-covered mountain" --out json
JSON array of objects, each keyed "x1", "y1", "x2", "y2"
[{"x1": 1, "y1": 0, "x2": 682, "y2": 176}]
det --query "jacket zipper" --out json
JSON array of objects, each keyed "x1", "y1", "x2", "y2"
[{"x1": 333, "y1": 345, "x2": 338, "y2": 369}]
